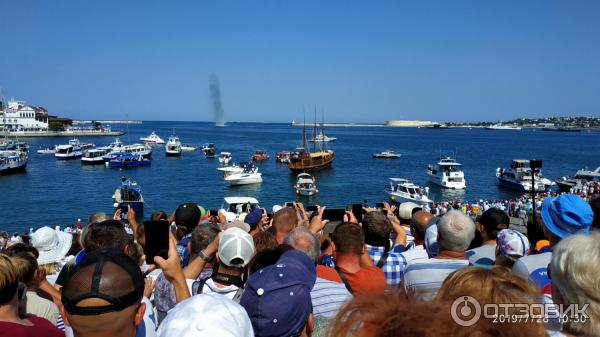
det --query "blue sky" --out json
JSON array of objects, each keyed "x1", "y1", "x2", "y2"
[{"x1": 1, "y1": 1, "x2": 599, "y2": 123}]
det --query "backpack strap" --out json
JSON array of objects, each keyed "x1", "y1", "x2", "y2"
[
  {"x1": 191, "y1": 277, "x2": 209, "y2": 296},
  {"x1": 231, "y1": 287, "x2": 245, "y2": 303},
  {"x1": 334, "y1": 266, "x2": 353, "y2": 294},
  {"x1": 376, "y1": 241, "x2": 391, "y2": 269}
]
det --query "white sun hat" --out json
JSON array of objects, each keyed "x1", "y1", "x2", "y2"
[{"x1": 32, "y1": 226, "x2": 73, "y2": 265}]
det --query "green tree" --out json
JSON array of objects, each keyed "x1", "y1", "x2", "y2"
[{"x1": 49, "y1": 121, "x2": 64, "y2": 132}]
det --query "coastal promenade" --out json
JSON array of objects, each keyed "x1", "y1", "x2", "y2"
[{"x1": 4, "y1": 130, "x2": 124, "y2": 138}]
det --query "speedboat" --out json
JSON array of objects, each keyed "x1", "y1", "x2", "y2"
[
  {"x1": 165, "y1": 135, "x2": 182, "y2": 156},
  {"x1": 496, "y1": 159, "x2": 547, "y2": 192},
  {"x1": 180, "y1": 144, "x2": 197, "y2": 152},
  {"x1": 219, "y1": 152, "x2": 232, "y2": 165},
  {"x1": 276, "y1": 151, "x2": 291, "y2": 164},
  {"x1": 386, "y1": 178, "x2": 433, "y2": 204},
  {"x1": 54, "y1": 139, "x2": 83, "y2": 160},
  {"x1": 112, "y1": 177, "x2": 144, "y2": 213},
  {"x1": 37, "y1": 146, "x2": 56, "y2": 154},
  {"x1": 217, "y1": 163, "x2": 246, "y2": 178},
  {"x1": 373, "y1": 150, "x2": 401, "y2": 159},
  {"x1": 427, "y1": 157, "x2": 466, "y2": 189},
  {"x1": 555, "y1": 166, "x2": 600, "y2": 192},
  {"x1": 201, "y1": 143, "x2": 216, "y2": 157},
  {"x1": 220, "y1": 197, "x2": 260, "y2": 215},
  {"x1": 224, "y1": 164, "x2": 263, "y2": 185},
  {"x1": 251, "y1": 150, "x2": 269, "y2": 161},
  {"x1": 308, "y1": 131, "x2": 337, "y2": 143},
  {"x1": 106, "y1": 152, "x2": 151, "y2": 168},
  {"x1": 140, "y1": 131, "x2": 165, "y2": 144},
  {"x1": 81, "y1": 148, "x2": 109, "y2": 165},
  {"x1": 485, "y1": 124, "x2": 522, "y2": 131},
  {"x1": 0, "y1": 150, "x2": 27, "y2": 174},
  {"x1": 105, "y1": 143, "x2": 152, "y2": 160},
  {"x1": 0, "y1": 140, "x2": 29, "y2": 152},
  {"x1": 294, "y1": 173, "x2": 319, "y2": 196}
]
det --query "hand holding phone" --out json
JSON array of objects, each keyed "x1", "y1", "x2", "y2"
[{"x1": 143, "y1": 220, "x2": 170, "y2": 265}]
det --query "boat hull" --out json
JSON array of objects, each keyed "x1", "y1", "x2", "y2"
[
  {"x1": 289, "y1": 152, "x2": 335, "y2": 173},
  {"x1": 108, "y1": 161, "x2": 151, "y2": 168},
  {"x1": 81, "y1": 158, "x2": 105, "y2": 165},
  {"x1": 0, "y1": 163, "x2": 27, "y2": 175},
  {"x1": 55, "y1": 153, "x2": 83, "y2": 160},
  {"x1": 165, "y1": 151, "x2": 181, "y2": 157},
  {"x1": 373, "y1": 155, "x2": 400, "y2": 159},
  {"x1": 428, "y1": 175, "x2": 466, "y2": 189},
  {"x1": 387, "y1": 192, "x2": 432, "y2": 205},
  {"x1": 226, "y1": 177, "x2": 263, "y2": 185},
  {"x1": 497, "y1": 177, "x2": 546, "y2": 192}
]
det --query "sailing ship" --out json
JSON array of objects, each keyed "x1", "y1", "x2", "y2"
[{"x1": 289, "y1": 111, "x2": 335, "y2": 173}]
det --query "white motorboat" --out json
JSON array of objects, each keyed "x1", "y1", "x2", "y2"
[
  {"x1": 496, "y1": 159, "x2": 547, "y2": 192},
  {"x1": 81, "y1": 148, "x2": 109, "y2": 165},
  {"x1": 427, "y1": 157, "x2": 466, "y2": 189},
  {"x1": 219, "y1": 152, "x2": 232, "y2": 165},
  {"x1": 224, "y1": 164, "x2": 263, "y2": 185},
  {"x1": 0, "y1": 150, "x2": 28, "y2": 174},
  {"x1": 37, "y1": 146, "x2": 56, "y2": 154},
  {"x1": 220, "y1": 197, "x2": 260, "y2": 215},
  {"x1": 55, "y1": 139, "x2": 83, "y2": 160},
  {"x1": 485, "y1": 124, "x2": 522, "y2": 131},
  {"x1": 180, "y1": 145, "x2": 197, "y2": 152},
  {"x1": 386, "y1": 178, "x2": 433, "y2": 204},
  {"x1": 217, "y1": 164, "x2": 245, "y2": 178},
  {"x1": 555, "y1": 166, "x2": 600, "y2": 192},
  {"x1": 140, "y1": 131, "x2": 165, "y2": 144},
  {"x1": 294, "y1": 173, "x2": 319, "y2": 196},
  {"x1": 308, "y1": 131, "x2": 337, "y2": 143},
  {"x1": 165, "y1": 135, "x2": 182, "y2": 156},
  {"x1": 104, "y1": 143, "x2": 152, "y2": 161},
  {"x1": 201, "y1": 143, "x2": 216, "y2": 157},
  {"x1": 373, "y1": 150, "x2": 401, "y2": 159}
]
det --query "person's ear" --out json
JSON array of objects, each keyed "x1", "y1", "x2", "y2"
[
  {"x1": 306, "y1": 313, "x2": 314, "y2": 337},
  {"x1": 59, "y1": 304, "x2": 71, "y2": 327},
  {"x1": 134, "y1": 302, "x2": 146, "y2": 326},
  {"x1": 187, "y1": 242, "x2": 191, "y2": 250}
]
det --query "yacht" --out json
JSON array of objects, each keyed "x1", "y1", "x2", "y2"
[
  {"x1": 427, "y1": 157, "x2": 466, "y2": 189},
  {"x1": 81, "y1": 148, "x2": 109, "y2": 165},
  {"x1": 165, "y1": 135, "x2": 182, "y2": 156},
  {"x1": 289, "y1": 113, "x2": 335, "y2": 173},
  {"x1": 106, "y1": 152, "x2": 151, "y2": 168},
  {"x1": 140, "y1": 131, "x2": 165, "y2": 144},
  {"x1": 180, "y1": 144, "x2": 197, "y2": 152},
  {"x1": 251, "y1": 150, "x2": 269, "y2": 161},
  {"x1": 112, "y1": 177, "x2": 144, "y2": 213},
  {"x1": 55, "y1": 139, "x2": 83, "y2": 160},
  {"x1": 220, "y1": 197, "x2": 260, "y2": 215},
  {"x1": 217, "y1": 163, "x2": 247, "y2": 178},
  {"x1": 0, "y1": 150, "x2": 27, "y2": 174},
  {"x1": 201, "y1": 143, "x2": 216, "y2": 157},
  {"x1": 224, "y1": 164, "x2": 263, "y2": 185},
  {"x1": 386, "y1": 178, "x2": 433, "y2": 204},
  {"x1": 555, "y1": 166, "x2": 600, "y2": 192},
  {"x1": 485, "y1": 124, "x2": 522, "y2": 131},
  {"x1": 276, "y1": 151, "x2": 291, "y2": 164},
  {"x1": 294, "y1": 173, "x2": 319, "y2": 196},
  {"x1": 308, "y1": 131, "x2": 337, "y2": 143},
  {"x1": 219, "y1": 152, "x2": 232, "y2": 165},
  {"x1": 37, "y1": 145, "x2": 56, "y2": 154},
  {"x1": 373, "y1": 150, "x2": 401, "y2": 159},
  {"x1": 105, "y1": 143, "x2": 152, "y2": 160},
  {"x1": 496, "y1": 159, "x2": 547, "y2": 192}
]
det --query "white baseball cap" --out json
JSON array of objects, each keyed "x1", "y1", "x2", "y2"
[
  {"x1": 32, "y1": 226, "x2": 73, "y2": 265},
  {"x1": 218, "y1": 227, "x2": 255, "y2": 268},
  {"x1": 399, "y1": 202, "x2": 420, "y2": 220},
  {"x1": 157, "y1": 294, "x2": 254, "y2": 337}
]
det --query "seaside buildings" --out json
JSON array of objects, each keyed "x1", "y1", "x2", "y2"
[{"x1": 0, "y1": 99, "x2": 72, "y2": 132}]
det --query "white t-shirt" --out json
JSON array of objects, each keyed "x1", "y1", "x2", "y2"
[
  {"x1": 512, "y1": 252, "x2": 552, "y2": 290},
  {"x1": 466, "y1": 244, "x2": 497, "y2": 266},
  {"x1": 186, "y1": 278, "x2": 241, "y2": 301},
  {"x1": 403, "y1": 258, "x2": 470, "y2": 301}
]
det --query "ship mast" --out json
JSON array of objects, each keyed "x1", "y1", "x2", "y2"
[
  {"x1": 313, "y1": 107, "x2": 317, "y2": 153},
  {"x1": 302, "y1": 111, "x2": 306, "y2": 150}
]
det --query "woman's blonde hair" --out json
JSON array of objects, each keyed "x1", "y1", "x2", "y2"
[
  {"x1": 550, "y1": 232, "x2": 600, "y2": 336},
  {"x1": 0, "y1": 253, "x2": 18, "y2": 304},
  {"x1": 39, "y1": 262, "x2": 59, "y2": 275}
]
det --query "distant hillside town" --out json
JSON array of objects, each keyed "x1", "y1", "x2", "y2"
[
  {"x1": 0, "y1": 99, "x2": 72, "y2": 132},
  {"x1": 447, "y1": 116, "x2": 600, "y2": 128}
]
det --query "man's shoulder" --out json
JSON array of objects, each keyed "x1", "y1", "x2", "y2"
[
  {"x1": 405, "y1": 258, "x2": 469, "y2": 273},
  {"x1": 316, "y1": 265, "x2": 341, "y2": 282}
]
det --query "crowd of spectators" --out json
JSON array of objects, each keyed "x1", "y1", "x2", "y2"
[{"x1": 1, "y1": 191, "x2": 599, "y2": 337}]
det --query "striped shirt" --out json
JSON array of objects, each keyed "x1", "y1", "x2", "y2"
[
  {"x1": 403, "y1": 258, "x2": 469, "y2": 301},
  {"x1": 466, "y1": 244, "x2": 497, "y2": 266},
  {"x1": 310, "y1": 277, "x2": 352, "y2": 318}
]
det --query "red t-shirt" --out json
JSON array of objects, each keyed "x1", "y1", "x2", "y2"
[
  {"x1": 0, "y1": 316, "x2": 64, "y2": 337},
  {"x1": 317, "y1": 265, "x2": 386, "y2": 296}
]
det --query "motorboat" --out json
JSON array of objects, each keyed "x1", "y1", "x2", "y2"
[
  {"x1": 37, "y1": 146, "x2": 56, "y2": 154},
  {"x1": 165, "y1": 135, "x2": 182, "y2": 156},
  {"x1": 140, "y1": 131, "x2": 165, "y2": 144},
  {"x1": 0, "y1": 150, "x2": 27, "y2": 174},
  {"x1": 276, "y1": 151, "x2": 291, "y2": 164},
  {"x1": 54, "y1": 139, "x2": 83, "y2": 160},
  {"x1": 201, "y1": 143, "x2": 216, "y2": 157},
  {"x1": 112, "y1": 177, "x2": 144, "y2": 213},
  {"x1": 542, "y1": 124, "x2": 582, "y2": 132},
  {"x1": 251, "y1": 150, "x2": 269, "y2": 161},
  {"x1": 105, "y1": 143, "x2": 152, "y2": 160},
  {"x1": 373, "y1": 150, "x2": 401, "y2": 159},
  {"x1": 224, "y1": 164, "x2": 263, "y2": 185},
  {"x1": 555, "y1": 166, "x2": 600, "y2": 192},
  {"x1": 496, "y1": 159, "x2": 547, "y2": 192},
  {"x1": 217, "y1": 163, "x2": 246, "y2": 178},
  {"x1": 180, "y1": 145, "x2": 197, "y2": 152},
  {"x1": 386, "y1": 178, "x2": 433, "y2": 204},
  {"x1": 220, "y1": 197, "x2": 260, "y2": 215},
  {"x1": 0, "y1": 140, "x2": 29, "y2": 152},
  {"x1": 485, "y1": 124, "x2": 522, "y2": 131},
  {"x1": 219, "y1": 152, "x2": 232, "y2": 165},
  {"x1": 294, "y1": 173, "x2": 319, "y2": 196},
  {"x1": 106, "y1": 152, "x2": 151, "y2": 168},
  {"x1": 81, "y1": 148, "x2": 109, "y2": 165},
  {"x1": 308, "y1": 132, "x2": 337, "y2": 143},
  {"x1": 427, "y1": 157, "x2": 466, "y2": 189}
]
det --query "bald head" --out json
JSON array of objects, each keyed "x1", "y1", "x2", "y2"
[
  {"x1": 272, "y1": 208, "x2": 298, "y2": 236},
  {"x1": 411, "y1": 211, "x2": 433, "y2": 243}
]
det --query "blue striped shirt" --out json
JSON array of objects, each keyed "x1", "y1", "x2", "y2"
[
  {"x1": 310, "y1": 277, "x2": 352, "y2": 318},
  {"x1": 403, "y1": 259, "x2": 469, "y2": 301}
]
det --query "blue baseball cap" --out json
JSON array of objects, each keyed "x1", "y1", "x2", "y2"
[
  {"x1": 240, "y1": 250, "x2": 316, "y2": 337},
  {"x1": 541, "y1": 194, "x2": 593, "y2": 239},
  {"x1": 245, "y1": 209, "x2": 263, "y2": 230}
]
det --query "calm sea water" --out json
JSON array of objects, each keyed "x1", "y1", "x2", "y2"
[{"x1": 1, "y1": 121, "x2": 599, "y2": 232}]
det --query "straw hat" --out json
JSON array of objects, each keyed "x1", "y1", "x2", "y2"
[{"x1": 32, "y1": 226, "x2": 73, "y2": 265}]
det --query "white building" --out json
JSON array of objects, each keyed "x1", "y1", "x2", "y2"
[{"x1": 0, "y1": 99, "x2": 49, "y2": 131}]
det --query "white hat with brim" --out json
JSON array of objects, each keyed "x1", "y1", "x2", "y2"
[{"x1": 32, "y1": 226, "x2": 73, "y2": 265}]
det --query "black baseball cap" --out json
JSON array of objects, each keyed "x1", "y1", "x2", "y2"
[
  {"x1": 175, "y1": 202, "x2": 202, "y2": 235},
  {"x1": 61, "y1": 248, "x2": 144, "y2": 315}
]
